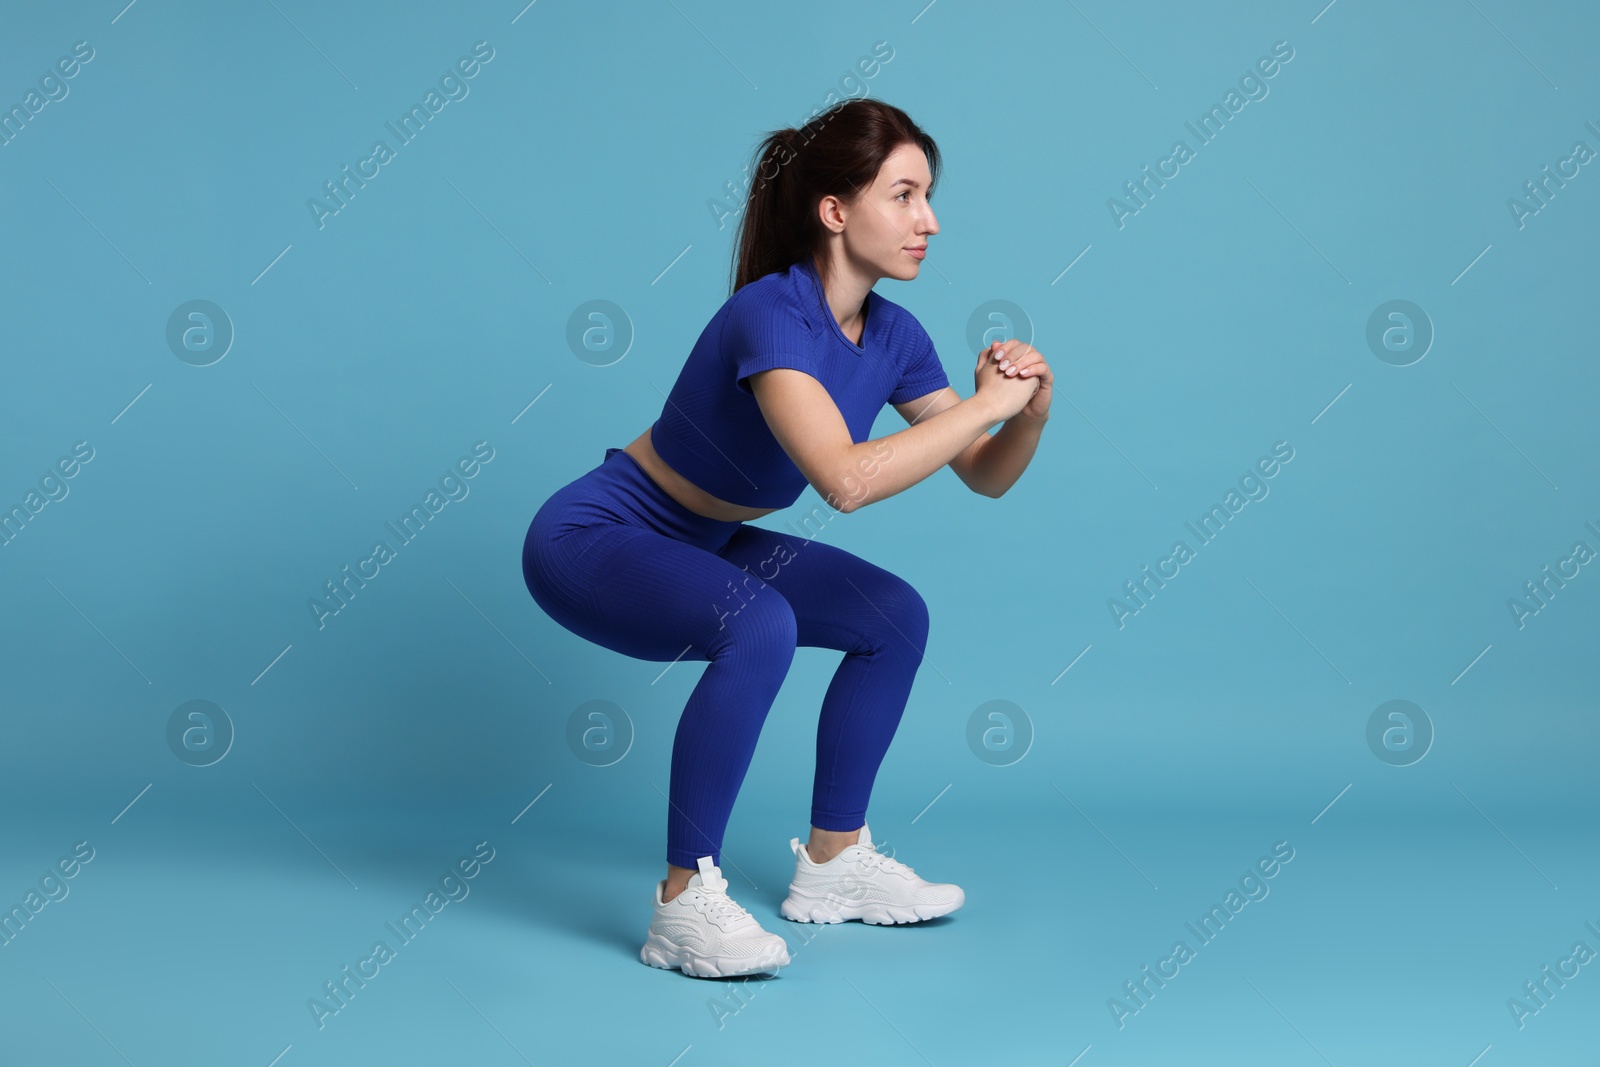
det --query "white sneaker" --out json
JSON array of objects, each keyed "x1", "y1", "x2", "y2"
[
  {"x1": 780, "y1": 821, "x2": 965, "y2": 925},
  {"x1": 640, "y1": 855, "x2": 791, "y2": 978}
]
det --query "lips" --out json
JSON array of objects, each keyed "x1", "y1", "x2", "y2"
[{"x1": 905, "y1": 246, "x2": 926, "y2": 259}]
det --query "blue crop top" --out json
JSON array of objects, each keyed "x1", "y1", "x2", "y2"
[{"x1": 649, "y1": 258, "x2": 950, "y2": 509}]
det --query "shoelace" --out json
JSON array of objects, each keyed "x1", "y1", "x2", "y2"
[
  {"x1": 853, "y1": 845, "x2": 916, "y2": 877},
  {"x1": 690, "y1": 880, "x2": 755, "y2": 927}
]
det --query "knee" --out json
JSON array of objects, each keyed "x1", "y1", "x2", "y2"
[
  {"x1": 865, "y1": 574, "x2": 930, "y2": 650},
  {"x1": 709, "y1": 585, "x2": 798, "y2": 659}
]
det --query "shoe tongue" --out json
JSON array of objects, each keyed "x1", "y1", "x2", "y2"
[
  {"x1": 857, "y1": 822, "x2": 873, "y2": 850},
  {"x1": 692, "y1": 855, "x2": 727, "y2": 891}
]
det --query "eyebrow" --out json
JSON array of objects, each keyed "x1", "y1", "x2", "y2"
[{"x1": 889, "y1": 178, "x2": 924, "y2": 189}]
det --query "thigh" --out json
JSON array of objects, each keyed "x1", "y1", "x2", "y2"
[
  {"x1": 716, "y1": 524, "x2": 929, "y2": 654},
  {"x1": 526, "y1": 518, "x2": 761, "y2": 663}
]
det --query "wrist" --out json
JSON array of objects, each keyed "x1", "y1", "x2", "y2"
[{"x1": 967, "y1": 393, "x2": 1008, "y2": 428}]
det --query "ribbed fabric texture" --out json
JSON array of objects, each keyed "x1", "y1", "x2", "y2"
[
  {"x1": 524, "y1": 449, "x2": 930, "y2": 869},
  {"x1": 651, "y1": 259, "x2": 950, "y2": 509}
]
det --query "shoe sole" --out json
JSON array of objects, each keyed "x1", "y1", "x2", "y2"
[
  {"x1": 779, "y1": 887, "x2": 965, "y2": 925},
  {"x1": 639, "y1": 931, "x2": 790, "y2": 978}
]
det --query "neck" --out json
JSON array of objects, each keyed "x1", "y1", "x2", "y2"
[{"x1": 811, "y1": 254, "x2": 877, "y2": 337}]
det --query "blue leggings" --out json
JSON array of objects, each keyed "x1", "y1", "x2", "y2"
[{"x1": 522, "y1": 447, "x2": 930, "y2": 870}]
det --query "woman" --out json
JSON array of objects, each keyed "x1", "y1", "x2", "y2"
[{"x1": 521, "y1": 98, "x2": 1052, "y2": 979}]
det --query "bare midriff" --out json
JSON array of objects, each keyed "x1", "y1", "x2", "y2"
[{"x1": 623, "y1": 425, "x2": 781, "y2": 522}]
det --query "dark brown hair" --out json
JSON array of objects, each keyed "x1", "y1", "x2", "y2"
[{"x1": 730, "y1": 98, "x2": 940, "y2": 296}]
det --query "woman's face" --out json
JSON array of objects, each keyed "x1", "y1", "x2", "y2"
[{"x1": 832, "y1": 142, "x2": 939, "y2": 282}]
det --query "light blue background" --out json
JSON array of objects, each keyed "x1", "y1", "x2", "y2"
[{"x1": 1, "y1": 1, "x2": 1595, "y2": 1064}]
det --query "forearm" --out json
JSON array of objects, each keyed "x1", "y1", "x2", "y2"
[
  {"x1": 827, "y1": 395, "x2": 1004, "y2": 512},
  {"x1": 963, "y1": 411, "x2": 1048, "y2": 497}
]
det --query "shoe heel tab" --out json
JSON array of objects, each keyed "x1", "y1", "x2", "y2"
[{"x1": 788, "y1": 836, "x2": 801, "y2": 856}]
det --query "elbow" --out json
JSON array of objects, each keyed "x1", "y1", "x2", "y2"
[
  {"x1": 965, "y1": 476, "x2": 1003, "y2": 500},
  {"x1": 826, "y1": 486, "x2": 864, "y2": 513},
  {"x1": 817, "y1": 478, "x2": 860, "y2": 513},
  {"x1": 823, "y1": 462, "x2": 875, "y2": 513}
]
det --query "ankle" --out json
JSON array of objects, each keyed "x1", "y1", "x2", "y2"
[
  {"x1": 805, "y1": 826, "x2": 862, "y2": 866},
  {"x1": 661, "y1": 863, "x2": 696, "y2": 903}
]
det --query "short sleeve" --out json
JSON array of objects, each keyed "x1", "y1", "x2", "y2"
[
  {"x1": 888, "y1": 323, "x2": 949, "y2": 405},
  {"x1": 723, "y1": 289, "x2": 818, "y2": 395}
]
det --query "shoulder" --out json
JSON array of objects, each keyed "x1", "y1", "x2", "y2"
[{"x1": 721, "y1": 265, "x2": 817, "y2": 342}]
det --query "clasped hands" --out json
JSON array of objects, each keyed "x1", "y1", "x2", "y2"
[{"x1": 975, "y1": 340, "x2": 1053, "y2": 422}]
